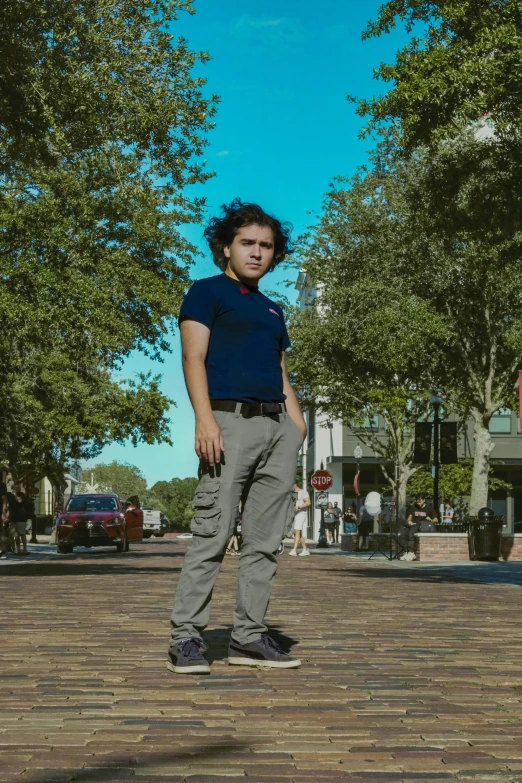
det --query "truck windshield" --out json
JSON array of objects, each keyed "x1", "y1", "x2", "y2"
[{"x1": 66, "y1": 497, "x2": 118, "y2": 512}]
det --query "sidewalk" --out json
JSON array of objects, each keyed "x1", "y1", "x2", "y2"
[{"x1": 1, "y1": 538, "x2": 522, "y2": 782}]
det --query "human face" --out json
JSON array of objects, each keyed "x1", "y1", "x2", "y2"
[{"x1": 224, "y1": 224, "x2": 275, "y2": 284}]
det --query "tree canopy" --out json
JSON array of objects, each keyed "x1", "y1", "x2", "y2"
[
  {"x1": 352, "y1": 0, "x2": 522, "y2": 148},
  {"x1": 0, "y1": 0, "x2": 216, "y2": 486},
  {"x1": 149, "y1": 476, "x2": 198, "y2": 527},
  {"x1": 290, "y1": 134, "x2": 522, "y2": 513},
  {"x1": 80, "y1": 461, "x2": 148, "y2": 501}
]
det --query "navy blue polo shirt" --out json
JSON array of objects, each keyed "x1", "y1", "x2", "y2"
[{"x1": 179, "y1": 273, "x2": 291, "y2": 403}]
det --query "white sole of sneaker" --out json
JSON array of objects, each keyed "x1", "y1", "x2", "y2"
[
  {"x1": 166, "y1": 660, "x2": 210, "y2": 675},
  {"x1": 227, "y1": 656, "x2": 301, "y2": 668}
]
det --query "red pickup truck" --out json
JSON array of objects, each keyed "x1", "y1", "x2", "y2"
[{"x1": 56, "y1": 494, "x2": 143, "y2": 554}]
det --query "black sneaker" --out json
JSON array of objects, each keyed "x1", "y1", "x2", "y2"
[
  {"x1": 166, "y1": 638, "x2": 210, "y2": 675},
  {"x1": 228, "y1": 633, "x2": 301, "y2": 669}
]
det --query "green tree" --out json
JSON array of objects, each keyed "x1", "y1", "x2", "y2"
[
  {"x1": 407, "y1": 460, "x2": 512, "y2": 508},
  {"x1": 288, "y1": 155, "x2": 446, "y2": 518},
  {"x1": 79, "y1": 461, "x2": 148, "y2": 501},
  {"x1": 0, "y1": 0, "x2": 216, "y2": 171},
  {"x1": 150, "y1": 477, "x2": 198, "y2": 528},
  {"x1": 0, "y1": 0, "x2": 216, "y2": 483},
  {"x1": 351, "y1": 0, "x2": 522, "y2": 148},
  {"x1": 1, "y1": 344, "x2": 173, "y2": 496},
  {"x1": 290, "y1": 137, "x2": 522, "y2": 515}
]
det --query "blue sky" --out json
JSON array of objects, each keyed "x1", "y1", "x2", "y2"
[{"x1": 93, "y1": 0, "x2": 409, "y2": 487}]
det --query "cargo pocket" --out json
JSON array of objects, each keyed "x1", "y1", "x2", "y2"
[
  {"x1": 193, "y1": 477, "x2": 220, "y2": 509},
  {"x1": 190, "y1": 507, "x2": 221, "y2": 537},
  {"x1": 190, "y1": 477, "x2": 221, "y2": 537}
]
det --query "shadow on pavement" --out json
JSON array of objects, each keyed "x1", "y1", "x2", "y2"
[
  {"x1": 202, "y1": 624, "x2": 300, "y2": 664},
  {"x1": 320, "y1": 562, "x2": 522, "y2": 587},
  {"x1": 0, "y1": 547, "x2": 184, "y2": 577},
  {"x1": 22, "y1": 742, "x2": 250, "y2": 783}
]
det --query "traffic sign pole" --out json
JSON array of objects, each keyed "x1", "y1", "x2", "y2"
[{"x1": 311, "y1": 465, "x2": 333, "y2": 549}]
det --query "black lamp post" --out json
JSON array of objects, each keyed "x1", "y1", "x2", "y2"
[
  {"x1": 354, "y1": 444, "x2": 363, "y2": 517},
  {"x1": 429, "y1": 393, "x2": 443, "y2": 517}
]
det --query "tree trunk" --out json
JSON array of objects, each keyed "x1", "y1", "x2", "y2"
[
  {"x1": 469, "y1": 416, "x2": 495, "y2": 515},
  {"x1": 397, "y1": 476, "x2": 408, "y2": 524}
]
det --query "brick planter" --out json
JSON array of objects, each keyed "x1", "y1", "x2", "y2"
[
  {"x1": 415, "y1": 532, "x2": 522, "y2": 562},
  {"x1": 414, "y1": 533, "x2": 469, "y2": 562},
  {"x1": 342, "y1": 531, "x2": 522, "y2": 562}
]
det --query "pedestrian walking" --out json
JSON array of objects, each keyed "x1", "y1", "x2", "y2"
[
  {"x1": 324, "y1": 502, "x2": 335, "y2": 544},
  {"x1": 357, "y1": 503, "x2": 374, "y2": 551},
  {"x1": 332, "y1": 501, "x2": 342, "y2": 543},
  {"x1": 226, "y1": 504, "x2": 242, "y2": 555},
  {"x1": 10, "y1": 488, "x2": 28, "y2": 555},
  {"x1": 167, "y1": 199, "x2": 306, "y2": 675},
  {"x1": 288, "y1": 481, "x2": 310, "y2": 557},
  {"x1": 279, "y1": 485, "x2": 299, "y2": 554}
]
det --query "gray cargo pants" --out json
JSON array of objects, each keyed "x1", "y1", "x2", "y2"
[{"x1": 170, "y1": 407, "x2": 303, "y2": 646}]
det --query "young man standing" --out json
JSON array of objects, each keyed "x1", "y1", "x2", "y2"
[
  {"x1": 167, "y1": 199, "x2": 307, "y2": 675},
  {"x1": 289, "y1": 481, "x2": 311, "y2": 557}
]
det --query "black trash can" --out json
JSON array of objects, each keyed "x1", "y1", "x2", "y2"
[{"x1": 468, "y1": 507, "x2": 504, "y2": 561}]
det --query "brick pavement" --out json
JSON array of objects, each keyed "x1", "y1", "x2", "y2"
[{"x1": 1, "y1": 540, "x2": 522, "y2": 782}]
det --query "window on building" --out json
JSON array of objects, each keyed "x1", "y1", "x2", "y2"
[
  {"x1": 489, "y1": 409, "x2": 512, "y2": 434},
  {"x1": 352, "y1": 414, "x2": 379, "y2": 431}
]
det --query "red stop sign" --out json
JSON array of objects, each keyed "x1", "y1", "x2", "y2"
[{"x1": 311, "y1": 470, "x2": 333, "y2": 490}]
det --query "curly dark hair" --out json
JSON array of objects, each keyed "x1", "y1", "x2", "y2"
[{"x1": 203, "y1": 198, "x2": 293, "y2": 271}]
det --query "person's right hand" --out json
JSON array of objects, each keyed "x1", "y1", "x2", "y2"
[{"x1": 195, "y1": 414, "x2": 225, "y2": 466}]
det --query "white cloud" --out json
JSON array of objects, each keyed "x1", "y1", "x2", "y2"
[
  {"x1": 216, "y1": 150, "x2": 230, "y2": 157},
  {"x1": 232, "y1": 15, "x2": 309, "y2": 44}
]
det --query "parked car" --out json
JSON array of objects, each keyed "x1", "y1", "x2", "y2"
[
  {"x1": 177, "y1": 532, "x2": 193, "y2": 539},
  {"x1": 55, "y1": 494, "x2": 143, "y2": 554}
]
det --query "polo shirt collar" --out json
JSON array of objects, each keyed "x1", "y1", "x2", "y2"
[{"x1": 223, "y1": 273, "x2": 259, "y2": 293}]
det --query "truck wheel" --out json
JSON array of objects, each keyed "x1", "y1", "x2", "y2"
[{"x1": 57, "y1": 544, "x2": 74, "y2": 554}]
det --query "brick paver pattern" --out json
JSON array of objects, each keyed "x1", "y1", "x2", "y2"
[{"x1": 2, "y1": 540, "x2": 522, "y2": 783}]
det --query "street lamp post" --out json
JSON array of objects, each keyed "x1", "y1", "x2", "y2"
[
  {"x1": 354, "y1": 444, "x2": 363, "y2": 517},
  {"x1": 429, "y1": 393, "x2": 443, "y2": 518}
]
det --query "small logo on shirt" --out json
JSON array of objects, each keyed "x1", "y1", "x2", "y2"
[
  {"x1": 269, "y1": 308, "x2": 280, "y2": 318},
  {"x1": 240, "y1": 286, "x2": 250, "y2": 295}
]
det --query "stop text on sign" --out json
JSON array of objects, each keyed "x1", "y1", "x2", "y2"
[{"x1": 311, "y1": 470, "x2": 333, "y2": 490}]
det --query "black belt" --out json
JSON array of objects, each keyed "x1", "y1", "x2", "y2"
[{"x1": 211, "y1": 400, "x2": 287, "y2": 418}]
